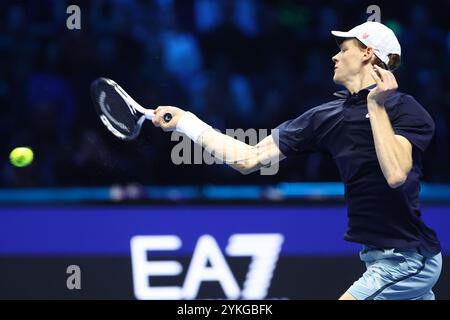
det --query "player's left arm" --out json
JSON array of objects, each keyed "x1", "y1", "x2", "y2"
[{"x1": 367, "y1": 65, "x2": 412, "y2": 189}]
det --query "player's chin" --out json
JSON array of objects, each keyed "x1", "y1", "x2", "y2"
[{"x1": 332, "y1": 73, "x2": 343, "y2": 85}]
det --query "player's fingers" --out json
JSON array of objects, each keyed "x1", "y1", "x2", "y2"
[
  {"x1": 159, "y1": 115, "x2": 173, "y2": 131},
  {"x1": 384, "y1": 73, "x2": 393, "y2": 88},
  {"x1": 378, "y1": 66, "x2": 394, "y2": 86},
  {"x1": 155, "y1": 108, "x2": 168, "y2": 124},
  {"x1": 161, "y1": 123, "x2": 171, "y2": 132},
  {"x1": 370, "y1": 68, "x2": 382, "y2": 86},
  {"x1": 156, "y1": 106, "x2": 172, "y2": 117},
  {"x1": 387, "y1": 71, "x2": 398, "y2": 89},
  {"x1": 374, "y1": 65, "x2": 390, "y2": 83},
  {"x1": 152, "y1": 110, "x2": 163, "y2": 127},
  {"x1": 373, "y1": 65, "x2": 383, "y2": 78},
  {"x1": 157, "y1": 106, "x2": 177, "y2": 123},
  {"x1": 152, "y1": 115, "x2": 160, "y2": 127}
]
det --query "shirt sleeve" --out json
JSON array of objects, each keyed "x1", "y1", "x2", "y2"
[
  {"x1": 271, "y1": 107, "x2": 318, "y2": 157},
  {"x1": 391, "y1": 94, "x2": 435, "y2": 152}
]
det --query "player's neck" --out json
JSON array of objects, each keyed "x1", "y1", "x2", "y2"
[{"x1": 345, "y1": 70, "x2": 376, "y2": 94}]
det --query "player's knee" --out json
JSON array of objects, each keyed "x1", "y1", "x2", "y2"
[{"x1": 339, "y1": 292, "x2": 357, "y2": 300}]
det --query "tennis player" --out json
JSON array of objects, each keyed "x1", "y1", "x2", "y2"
[{"x1": 152, "y1": 22, "x2": 442, "y2": 300}]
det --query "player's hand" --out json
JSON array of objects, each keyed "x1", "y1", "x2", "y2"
[
  {"x1": 152, "y1": 106, "x2": 186, "y2": 132},
  {"x1": 368, "y1": 65, "x2": 398, "y2": 106}
]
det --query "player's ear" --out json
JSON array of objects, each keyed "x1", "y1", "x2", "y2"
[{"x1": 363, "y1": 47, "x2": 375, "y2": 63}]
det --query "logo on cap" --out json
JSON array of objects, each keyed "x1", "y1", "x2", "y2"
[{"x1": 362, "y1": 32, "x2": 369, "y2": 39}]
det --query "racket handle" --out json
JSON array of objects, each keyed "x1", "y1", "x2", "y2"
[{"x1": 163, "y1": 113, "x2": 173, "y2": 123}]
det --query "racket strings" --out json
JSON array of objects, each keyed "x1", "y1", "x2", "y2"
[{"x1": 91, "y1": 78, "x2": 141, "y2": 139}]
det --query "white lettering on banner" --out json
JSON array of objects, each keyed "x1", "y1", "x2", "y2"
[
  {"x1": 183, "y1": 235, "x2": 240, "y2": 299},
  {"x1": 130, "y1": 235, "x2": 183, "y2": 299},
  {"x1": 226, "y1": 234, "x2": 284, "y2": 299},
  {"x1": 130, "y1": 234, "x2": 284, "y2": 300}
]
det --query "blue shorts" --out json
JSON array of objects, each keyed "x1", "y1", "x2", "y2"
[{"x1": 347, "y1": 245, "x2": 442, "y2": 300}]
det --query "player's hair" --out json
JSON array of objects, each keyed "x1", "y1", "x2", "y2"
[{"x1": 353, "y1": 39, "x2": 401, "y2": 71}]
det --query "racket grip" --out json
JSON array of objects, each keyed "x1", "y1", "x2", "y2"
[{"x1": 163, "y1": 113, "x2": 173, "y2": 123}]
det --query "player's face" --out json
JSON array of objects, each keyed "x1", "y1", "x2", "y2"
[{"x1": 332, "y1": 39, "x2": 365, "y2": 85}]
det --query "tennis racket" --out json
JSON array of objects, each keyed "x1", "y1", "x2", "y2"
[{"x1": 90, "y1": 78, "x2": 172, "y2": 140}]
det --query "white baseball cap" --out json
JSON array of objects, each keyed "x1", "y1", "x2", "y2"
[{"x1": 331, "y1": 21, "x2": 401, "y2": 68}]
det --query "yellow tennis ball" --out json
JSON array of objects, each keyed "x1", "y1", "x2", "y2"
[{"x1": 9, "y1": 147, "x2": 34, "y2": 167}]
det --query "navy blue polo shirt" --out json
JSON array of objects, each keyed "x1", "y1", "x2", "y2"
[{"x1": 273, "y1": 86, "x2": 441, "y2": 254}]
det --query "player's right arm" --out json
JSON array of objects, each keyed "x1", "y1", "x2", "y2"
[{"x1": 152, "y1": 106, "x2": 285, "y2": 175}]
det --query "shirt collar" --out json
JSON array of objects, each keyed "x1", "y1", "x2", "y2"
[{"x1": 333, "y1": 84, "x2": 377, "y2": 99}]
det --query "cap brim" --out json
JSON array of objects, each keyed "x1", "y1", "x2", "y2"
[{"x1": 331, "y1": 30, "x2": 354, "y2": 38}]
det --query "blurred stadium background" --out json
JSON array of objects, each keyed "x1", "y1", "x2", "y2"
[{"x1": 0, "y1": 0, "x2": 449, "y2": 299}]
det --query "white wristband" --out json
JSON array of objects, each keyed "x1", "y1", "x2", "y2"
[{"x1": 176, "y1": 112, "x2": 212, "y2": 143}]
